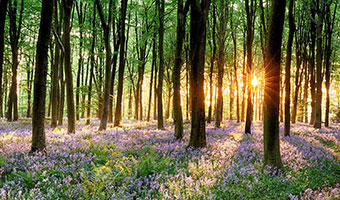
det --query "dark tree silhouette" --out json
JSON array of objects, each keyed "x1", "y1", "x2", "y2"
[
  {"x1": 263, "y1": 0, "x2": 286, "y2": 171},
  {"x1": 0, "y1": 0, "x2": 9, "y2": 117},
  {"x1": 31, "y1": 0, "x2": 53, "y2": 152},
  {"x1": 188, "y1": 0, "x2": 211, "y2": 148}
]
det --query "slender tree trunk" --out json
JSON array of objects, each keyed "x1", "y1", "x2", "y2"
[
  {"x1": 207, "y1": 2, "x2": 216, "y2": 123},
  {"x1": 215, "y1": 0, "x2": 226, "y2": 128},
  {"x1": 309, "y1": 2, "x2": 316, "y2": 125},
  {"x1": 7, "y1": 0, "x2": 23, "y2": 121},
  {"x1": 304, "y1": 61, "x2": 309, "y2": 123},
  {"x1": 114, "y1": 0, "x2": 128, "y2": 126},
  {"x1": 31, "y1": 0, "x2": 53, "y2": 153},
  {"x1": 97, "y1": 0, "x2": 113, "y2": 130},
  {"x1": 324, "y1": 4, "x2": 336, "y2": 127},
  {"x1": 314, "y1": 0, "x2": 325, "y2": 129},
  {"x1": 231, "y1": 14, "x2": 240, "y2": 123},
  {"x1": 86, "y1": 4, "x2": 96, "y2": 125},
  {"x1": 63, "y1": 0, "x2": 75, "y2": 133},
  {"x1": 58, "y1": 2, "x2": 65, "y2": 125},
  {"x1": 291, "y1": 36, "x2": 302, "y2": 124},
  {"x1": 245, "y1": 0, "x2": 255, "y2": 134},
  {"x1": 75, "y1": 1, "x2": 85, "y2": 121},
  {"x1": 0, "y1": 0, "x2": 9, "y2": 118},
  {"x1": 241, "y1": 29, "x2": 246, "y2": 122},
  {"x1": 263, "y1": 0, "x2": 285, "y2": 171},
  {"x1": 173, "y1": 0, "x2": 189, "y2": 138},
  {"x1": 58, "y1": 54, "x2": 64, "y2": 125},
  {"x1": 147, "y1": 38, "x2": 155, "y2": 122},
  {"x1": 284, "y1": 0, "x2": 295, "y2": 136},
  {"x1": 166, "y1": 85, "x2": 171, "y2": 119},
  {"x1": 51, "y1": 0, "x2": 60, "y2": 128},
  {"x1": 188, "y1": 0, "x2": 211, "y2": 148},
  {"x1": 157, "y1": 0, "x2": 165, "y2": 129}
]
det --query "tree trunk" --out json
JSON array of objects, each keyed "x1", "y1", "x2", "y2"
[
  {"x1": 309, "y1": 2, "x2": 316, "y2": 125},
  {"x1": 314, "y1": 0, "x2": 325, "y2": 129},
  {"x1": 0, "y1": 0, "x2": 9, "y2": 117},
  {"x1": 63, "y1": 0, "x2": 75, "y2": 133},
  {"x1": 241, "y1": 28, "x2": 246, "y2": 122},
  {"x1": 263, "y1": 0, "x2": 285, "y2": 171},
  {"x1": 31, "y1": 0, "x2": 53, "y2": 153},
  {"x1": 231, "y1": 13, "x2": 240, "y2": 123},
  {"x1": 188, "y1": 0, "x2": 211, "y2": 148},
  {"x1": 157, "y1": 0, "x2": 165, "y2": 129},
  {"x1": 324, "y1": 4, "x2": 337, "y2": 127},
  {"x1": 51, "y1": 0, "x2": 61, "y2": 128},
  {"x1": 147, "y1": 36, "x2": 156, "y2": 122},
  {"x1": 58, "y1": 53, "x2": 65, "y2": 125},
  {"x1": 173, "y1": 0, "x2": 189, "y2": 139},
  {"x1": 114, "y1": 0, "x2": 128, "y2": 126},
  {"x1": 215, "y1": 0, "x2": 226, "y2": 128},
  {"x1": 244, "y1": 0, "x2": 255, "y2": 134},
  {"x1": 7, "y1": 0, "x2": 23, "y2": 121},
  {"x1": 207, "y1": 2, "x2": 216, "y2": 123},
  {"x1": 284, "y1": 0, "x2": 295, "y2": 137},
  {"x1": 97, "y1": 0, "x2": 113, "y2": 130},
  {"x1": 86, "y1": 3, "x2": 96, "y2": 125},
  {"x1": 75, "y1": 1, "x2": 85, "y2": 121},
  {"x1": 303, "y1": 61, "x2": 309, "y2": 123}
]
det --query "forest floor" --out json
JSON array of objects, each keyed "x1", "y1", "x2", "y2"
[{"x1": 0, "y1": 119, "x2": 340, "y2": 199}]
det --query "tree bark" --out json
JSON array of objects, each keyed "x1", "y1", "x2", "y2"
[
  {"x1": 324, "y1": 4, "x2": 337, "y2": 127},
  {"x1": 230, "y1": 12, "x2": 240, "y2": 123},
  {"x1": 96, "y1": 0, "x2": 113, "y2": 130},
  {"x1": 314, "y1": 0, "x2": 326, "y2": 129},
  {"x1": 86, "y1": 3, "x2": 96, "y2": 125},
  {"x1": 244, "y1": 0, "x2": 255, "y2": 134},
  {"x1": 263, "y1": 0, "x2": 285, "y2": 171},
  {"x1": 51, "y1": 0, "x2": 61, "y2": 128},
  {"x1": 173, "y1": 0, "x2": 189, "y2": 139},
  {"x1": 309, "y1": 1, "x2": 316, "y2": 125},
  {"x1": 284, "y1": 0, "x2": 295, "y2": 136},
  {"x1": 207, "y1": 2, "x2": 216, "y2": 123},
  {"x1": 215, "y1": 0, "x2": 226, "y2": 128},
  {"x1": 31, "y1": 0, "x2": 53, "y2": 153},
  {"x1": 7, "y1": 0, "x2": 23, "y2": 121},
  {"x1": 0, "y1": 0, "x2": 9, "y2": 118},
  {"x1": 63, "y1": 0, "x2": 75, "y2": 134},
  {"x1": 157, "y1": 0, "x2": 165, "y2": 129},
  {"x1": 188, "y1": 0, "x2": 211, "y2": 148},
  {"x1": 114, "y1": 0, "x2": 128, "y2": 126},
  {"x1": 147, "y1": 36, "x2": 156, "y2": 122}
]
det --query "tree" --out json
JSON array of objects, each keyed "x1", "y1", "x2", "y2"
[
  {"x1": 215, "y1": 0, "x2": 227, "y2": 128},
  {"x1": 156, "y1": 0, "x2": 165, "y2": 129},
  {"x1": 87, "y1": 2, "x2": 96, "y2": 125},
  {"x1": 51, "y1": 0, "x2": 62, "y2": 129},
  {"x1": 62, "y1": 0, "x2": 75, "y2": 134},
  {"x1": 173, "y1": 0, "x2": 189, "y2": 139},
  {"x1": 207, "y1": 2, "x2": 216, "y2": 123},
  {"x1": 114, "y1": 0, "x2": 128, "y2": 127},
  {"x1": 7, "y1": 0, "x2": 24, "y2": 121},
  {"x1": 284, "y1": 0, "x2": 295, "y2": 136},
  {"x1": 230, "y1": 8, "x2": 240, "y2": 123},
  {"x1": 263, "y1": 0, "x2": 286, "y2": 171},
  {"x1": 244, "y1": 0, "x2": 256, "y2": 134},
  {"x1": 31, "y1": 0, "x2": 53, "y2": 153},
  {"x1": 188, "y1": 0, "x2": 211, "y2": 148},
  {"x1": 96, "y1": 0, "x2": 113, "y2": 130},
  {"x1": 324, "y1": 3, "x2": 337, "y2": 127},
  {"x1": 0, "y1": 0, "x2": 9, "y2": 117}
]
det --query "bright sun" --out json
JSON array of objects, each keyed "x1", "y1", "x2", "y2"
[{"x1": 251, "y1": 77, "x2": 259, "y2": 87}]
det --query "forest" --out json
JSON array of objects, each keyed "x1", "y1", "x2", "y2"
[{"x1": 0, "y1": 0, "x2": 340, "y2": 199}]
